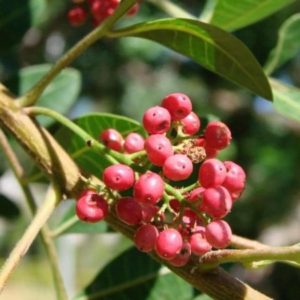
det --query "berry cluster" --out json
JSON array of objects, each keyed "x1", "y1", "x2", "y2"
[
  {"x1": 67, "y1": 0, "x2": 140, "y2": 27},
  {"x1": 75, "y1": 92, "x2": 246, "y2": 267}
]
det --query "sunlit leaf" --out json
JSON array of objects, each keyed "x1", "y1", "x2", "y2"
[
  {"x1": 270, "y1": 78, "x2": 300, "y2": 123},
  {"x1": 110, "y1": 18, "x2": 272, "y2": 100},
  {"x1": 75, "y1": 247, "x2": 193, "y2": 300},
  {"x1": 20, "y1": 64, "x2": 81, "y2": 127},
  {"x1": 265, "y1": 14, "x2": 300, "y2": 75},
  {"x1": 206, "y1": 0, "x2": 295, "y2": 31}
]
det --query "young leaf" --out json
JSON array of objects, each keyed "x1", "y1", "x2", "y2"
[
  {"x1": 205, "y1": 0, "x2": 295, "y2": 32},
  {"x1": 270, "y1": 78, "x2": 300, "y2": 123},
  {"x1": 264, "y1": 14, "x2": 300, "y2": 75},
  {"x1": 75, "y1": 247, "x2": 193, "y2": 300},
  {"x1": 109, "y1": 18, "x2": 272, "y2": 100},
  {"x1": 56, "y1": 113, "x2": 145, "y2": 176},
  {"x1": 20, "y1": 64, "x2": 81, "y2": 127}
]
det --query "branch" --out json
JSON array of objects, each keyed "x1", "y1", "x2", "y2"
[
  {"x1": 231, "y1": 234, "x2": 269, "y2": 249},
  {"x1": 17, "y1": 0, "x2": 138, "y2": 107},
  {"x1": 0, "y1": 85, "x2": 271, "y2": 299},
  {"x1": 0, "y1": 184, "x2": 61, "y2": 292},
  {"x1": 0, "y1": 129, "x2": 67, "y2": 300}
]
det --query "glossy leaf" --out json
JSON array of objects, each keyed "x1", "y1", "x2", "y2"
[
  {"x1": 75, "y1": 247, "x2": 193, "y2": 300},
  {"x1": 206, "y1": 0, "x2": 295, "y2": 32},
  {"x1": 20, "y1": 64, "x2": 81, "y2": 127},
  {"x1": 111, "y1": 18, "x2": 272, "y2": 100},
  {"x1": 265, "y1": 14, "x2": 300, "y2": 75},
  {"x1": 270, "y1": 78, "x2": 300, "y2": 123},
  {"x1": 56, "y1": 113, "x2": 144, "y2": 177}
]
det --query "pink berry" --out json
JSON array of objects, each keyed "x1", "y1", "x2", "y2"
[
  {"x1": 144, "y1": 134, "x2": 173, "y2": 166},
  {"x1": 188, "y1": 187, "x2": 205, "y2": 203},
  {"x1": 161, "y1": 93, "x2": 192, "y2": 121},
  {"x1": 223, "y1": 161, "x2": 246, "y2": 194},
  {"x1": 205, "y1": 220, "x2": 232, "y2": 248},
  {"x1": 201, "y1": 186, "x2": 232, "y2": 218},
  {"x1": 100, "y1": 128, "x2": 123, "y2": 152},
  {"x1": 182, "y1": 208, "x2": 198, "y2": 228},
  {"x1": 127, "y1": 3, "x2": 140, "y2": 16},
  {"x1": 163, "y1": 154, "x2": 193, "y2": 181},
  {"x1": 169, "y1": 241, "x2": 191, "y2": 267},
  {"x1": 76, "y1": 190, "x2": 108, "y2": 223},
  {"x1": 198, "y1": 158, "x2": 226, "y2": 188},
  {"x1": 124, "y1": 133, "x2": 144, "y2": 154},
  {"x1": 116, "y1": 197, "x2": 142, "y2": 225},
  {"x1": 155, "y1": 228, "x2": 183, "y2": 260},
  {"x1": 143, "y1": 106, "x2": 171, "y2": 134},
  {"x1": 134, "y1": 224, "x2": 159, "y2": 252},
  {"x1": 205, "y1": 145, "x2": 219, "y2": 159},
  {"x1": 205, "y1": 121, "x2": 232, "y2": 150},
  {"x1": 103, "y1": 164, "x2": 134, "y2": 191},
  {"x1": 134, "y1": 172, "x2": 164, "y2": 204},
  {"x1": 190, "y1": 232, "x2": 212, "y2": 256},
  {"x1": 181, "y1": 112, "x2": 200, "y2": 135},
  {"x1": 141, "y1": 203, "x2": 159, "y2": 223},
  {"x1": 169, "y1": 199, "x2": 181, "y2": 213},
  {"x1": 68, "y1": 6, "x2": 87, "y2": 26}
]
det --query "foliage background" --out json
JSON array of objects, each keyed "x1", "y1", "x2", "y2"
[{"x1": 0, "y1": 0, "x2": 300, "y2": 299}]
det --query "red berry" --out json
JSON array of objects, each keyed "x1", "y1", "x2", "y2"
[
  {"x1": 223, "y1": 161, "x2": 246, "y2": 194},
  {"x1": 205, "y1": 121, "x2": 232, "y2": 150},
  {"x1": 161, "y1": 93, "x2": 192, "y2": 121},
  {"x1": 143, "y1": 106, "x2": 171, "y2": 134},
  {"x1": 124, "y1": 133, "x2": 144, "y2": 154},
  {"x1": 201, "y1": 186, "x2": 232, "y2": 218},
  {"x1": 134, "y1": 172, "x2": 164, "y2": 204},
  {"x1": 116, "y1": 197, "x2": 142, "y2": 225},
  {"x1": 163, "y1": 154, "x2": 193, "y2": 181},
  {"x1": 100, "y1": 128, "x2": 123, "y2": 152},
  {"x1": 205, "y1": 145, "x2": 219, "y2": 159},
  {"x1": 134, "y1": 224, "x2": 159, "y2": 252},
  {"x1": 144, "y1": 134, "x2": 173, "y2": 166},
  {"x1": 169, "y1": 199, "x2": 181, "y2": 213},
  {"x1": 155, "y1": 228, "x2": 183, "y2": 260},
  {"x1": 188, "y1": 187, "x2": 205, "y2": 203},
  {"x1": 127, "y1": 3, "x2": 140, "y2": 16},
  {"x1": 198, "y1": 158, "x2": 226, "y2": 188},
  {"x1": 68, "y1": 6, "x2": 87, "y2": 26},
  {"x1": 103, "y1": 164, "x2": 134, "y2": 191},
  {"x1": 169, "y1": 241, "x2": 191, "y2": 267},
  {"x1": 190, "y1": 232, "x2": 212, "y2": 256},
  {"x1": 181, "y1": 112, "x2": 201, "y2": 135},
  {"x1": 141, "y1": 203, "x2": 159, "y2": 223},
  {"x1": 91, "y1": 0, "x2": 119, "y2": 24},
  {"x1": 76, "y1": 190, "x2": 108, "y2": 223},
  {"x1": 182, "y1": 208, "x2": 198, "y2": 228},
  {"x1": 205, "y1": 220, "x2": 232, "y2": 248}
]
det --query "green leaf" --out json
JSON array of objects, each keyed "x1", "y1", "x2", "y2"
[
  {"x1": 110, "y1": 18, "x2": 272, "y2": 100},
  {"x1": 56, "y1": 113, "x2": 145, "y2": 177},
  {"x1": 206, "y1": 0, "x2": 295, "y2": 32},
  {"x1": 270, "y1": 78, "x2": 300, "y2": 123},
  {"x1": 53, "y1": 202, "x2": 108, "y2": 236},
  {"x1": 265, "y1": 14, "x2": 300, "y2": 75},
  {"x1": 20, "y1": 64, "x2": 81, "y2": 127},
  {"x1": 75, "y1": 247, "x2": 193, "y2": 300}
]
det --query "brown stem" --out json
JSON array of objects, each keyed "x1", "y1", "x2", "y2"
[
  {"x1": 231, "y1": 234, "x2": 269, "y2": 249},
  {"x1": 0, "y1": 129, "x2": 67, "y2": 300},
  {"x1": 0, "y1": 85, "x2": 271, "y2": 300}
]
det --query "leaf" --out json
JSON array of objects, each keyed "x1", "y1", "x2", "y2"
[
  {"x1": 110, "y1": 18, "x2": 272, "y2": 100},
  {"x1": 75, "y1": 247, "x2": 193, "y2": 300},
  {"x1": 265, "y1": 14, "x2": 300, "y2": 75},
  {"x1": 20, "y1": 64, "x2": 81, "y2": 127},
  {"x1": 56, "y1": 113, "x2": 145, "y2": 177},
  {"x1": 270, "y1": 78, "x2": 300, "y2": 123},
  {"x1": 53, "y1": 202, "x2": 108, "y2": 235},
  {"x1": 206, "y1": 0, "x2": 295, "y2": 32}
]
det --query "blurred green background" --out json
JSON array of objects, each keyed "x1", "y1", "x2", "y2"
[{"x1": 1, "y1": 1, "x2": 300, "y2": 299}]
